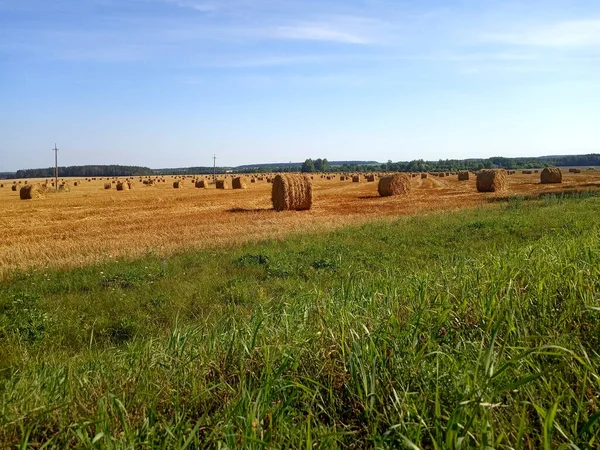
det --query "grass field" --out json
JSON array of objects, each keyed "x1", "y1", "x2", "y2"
[
  {"x1": 1, "y1": 170, "x2": 600, "y2": 278},
  {"x1": 1, "y1": 191, "x2": 599, "y2": 448}
]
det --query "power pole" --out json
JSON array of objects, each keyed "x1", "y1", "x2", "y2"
[
  {"x1": 213, "y1": 154, "x2": 216, "y2": 183},
  {"x1": 52, "y1": 143, "x2": 59, "y2": 192}
]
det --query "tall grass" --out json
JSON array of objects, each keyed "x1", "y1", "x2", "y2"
[{"x1": 1, "y1": 196, "x2": 599, "y2": 448}]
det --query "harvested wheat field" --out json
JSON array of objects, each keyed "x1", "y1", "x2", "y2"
[{"x1": 1, "y1": 170, "x2": 599, "y2": 276}]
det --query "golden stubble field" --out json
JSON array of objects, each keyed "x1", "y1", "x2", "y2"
[{"x1": 1, "y1": 170, "x2": 599, "y2": 277}]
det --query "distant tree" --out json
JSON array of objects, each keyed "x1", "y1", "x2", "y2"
[{"x1": 301, "y1": 159, "x2": 315, "y2": 173}]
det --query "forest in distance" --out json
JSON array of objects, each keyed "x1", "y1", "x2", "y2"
[{"x1": 4, "y1": 153, "x2": 600, "y2": 179}]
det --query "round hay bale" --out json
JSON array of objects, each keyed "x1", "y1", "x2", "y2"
[
  {"x1": 116, "y1": 181, "x2": 129, "y2": 191},
  {"x1": 58, "y1": 182, "x2": 71, "y2": 192},
  {"x1": 458, "y1": 171, "x2": 470, "y2": 181},
  {"x1": 173, "y1": 181, "x2": 184, "y2": 188},
  {"x1": 104, "y1": 183, "x2": 111, "y2": 190},
  {"x1": 250, "y1": 178, "x2": 256, "y2": 183},
  {"x1": 568, "y1": 168, "x2": 581, "y2": 174},
  {"x1": 11, "y1": 185, "x2": 17, "y2": 191},
  {"x1": 540, "y1": 167, "x2": 562, "y2": 184},
  {"x1": 366, "y1": 175, "x2": 375, "y2": 182},
  {"x1": 352, "y1": 175, "x2": 361, "y2": 183},
  {"x1": 194, "y1": 180, "x2": 206, "y2": 188},
  {"x1": 232, "y1": 177, "x2": 247, "y2": 189},
  {"x1": 216, "y1": 179, "x2": 231, "y2": 189},
  {"x1": 421, "y1": 173, "x2": 428, "y2": 179},
  {"x1": 271, "y1": 174, "x2": 312, "y2": 211},
  {"x1": 377, "y1": 173, "x2": 411, "y2": 197},
  {"x1": 476, "y1": 169, "x2": 508, "y2": 192},
  {"x1": 19, "y1": 183, "x2": 46, "y2": 200}
]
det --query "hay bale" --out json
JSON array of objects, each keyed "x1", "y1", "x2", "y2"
[
  {"x1": 377, "y1": 174, "x2": 411, "y2": 197},
  {"x1": 216, "y1": 179, "x2": 230, "y2": 189},
  {"x1": 104, "y1": 183, "x2": 111, "y2": 190},
  {"x1": 194, "y1": 180, "x2": 207, "y2": 188},
  {"x1": 540, "y1": 167, "x2": 562, "y2": 184},
  {"x1": 366, "y1": 175, "x2": 375, "y2": 182},
  {"x1": 58, "y1": 182, "x2": 70, "y2": 192},
  {"x1": 11, "y1": 185, "x2": 17, "y2": 191},
  {"x1": 522, "y1": 170, "x2": 533, "y2": 175},
  {"x1": 352, "y1": 175, "x2": 360, "y2": 183},
  {"x1": 19, "y1": 183, "x2": 46, "y2": 200},
  {"x1": 569, "y1": 168, "x2": 581, "y2": 174},
  {"x1": 458, "y1": 171, "x2": 470, "y2": 181},
  {"x1": 173, "y1": 181, "x2": 184, "y2": 188},
  {"x1": 116, "y1": 181, "x2": 129, "y2": 191},
  {"x1": 476, "y1": 169, "x2": 508, "y2": 192},
  {"x1": 232, "y1": 177, "x2": 247, "y2": 189},
  {"x1": 421, "y1": 173, "x2": 428, "y2": 179},
  {"x1": 251, "y1": 178, "x2": 256, "y2": 183},
  {"x1": 271, "y1": 174, "x2": 312, "y2": 211}
]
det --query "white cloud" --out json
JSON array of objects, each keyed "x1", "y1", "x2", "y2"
[
  {"x1": 485, "y1": 19, "x2": 600, "y2": 47},
  {"x1": 159, "y1": 0, "x2": 218, "y2": 12},
  {"x1": 272, "y1": 24, "x2": 369, "y2": 44}
]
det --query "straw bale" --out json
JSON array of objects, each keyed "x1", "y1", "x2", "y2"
[
  {"x1": 476, "y1": 169, "x2": 508, "y2": 192},
  {"x1": 271, "y1": 174, "x2": 312, "y2": 211},
  {"x1": 232, "y1": 177, "x2": 247, "y2": 189},
  {"x1": 20, "y1": 183, "x2": 46, "y2": 200},
  {"x1": 377, "y1": 173, "x2": 411, "y2": 197},
  {"x1": 540, "y1": 168, "x2": 562, "y2": 184}
]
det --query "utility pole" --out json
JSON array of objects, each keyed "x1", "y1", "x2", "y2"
[
  {"x1": 213, "y1": 154, "x2": 216, "y2": 183},
  {"x1": 52, "y1": 143, "x2": 59, "y2": 192}
]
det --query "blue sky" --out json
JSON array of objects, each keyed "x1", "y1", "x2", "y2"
[{"x1": 1, "y1": 0, "x2": 599, "y2": 170}]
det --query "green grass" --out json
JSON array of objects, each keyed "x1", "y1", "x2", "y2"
[{"x1": 1, "y1": 196, "x2": 600, "y2": 448}]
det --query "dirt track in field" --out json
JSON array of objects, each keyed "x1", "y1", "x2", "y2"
[{"x1": 1, "y1": 170, "x2": 599, "y2": 276}]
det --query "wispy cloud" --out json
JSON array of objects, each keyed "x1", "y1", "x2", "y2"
[
  {"x1": 485, "y1": 19, "x2": 600, "y2": 47},
  {"x1": 272, "y1": 24, "x2": 369, "y2": 44},
  {"x1": 161, "y1": 0, "x2": 218, "y2": 13}
]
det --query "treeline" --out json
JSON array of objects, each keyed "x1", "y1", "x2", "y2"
[
  {"x1": 6, "y1": 154, "x2": 599, "y2": 179},
  {"x1": 158, "y1": 165, "x2": 307, "y2": 174},
  {"x1": 14, "y1": 165, "x2": 154, "y2": 178},
  {"x1": 301, "y1": 158, "x2": 330, "y2": 173},
  {"x1": 154, "y1": 167, "x2": 229, "y2": 175},
  {"x1": 381, "y1": 154, "x2": 600, "y2": 173}
]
